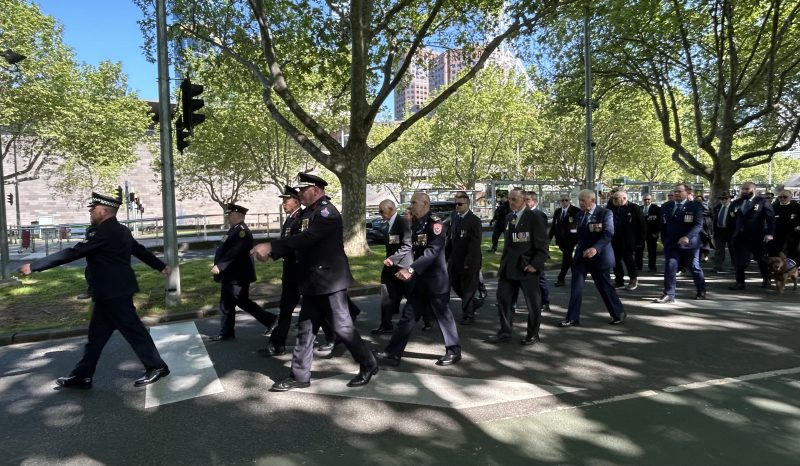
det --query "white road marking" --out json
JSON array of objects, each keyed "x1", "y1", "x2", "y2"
[
  {"x1": 301, "y1": 371, "x2": 585, "y2": 409},
  {"x1": 145, "y1": 321, "x2": 224, "y2": 408}
]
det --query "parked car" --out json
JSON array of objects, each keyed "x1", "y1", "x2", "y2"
[{"x1": 366, "y1": 201, "x2": 456, "y2": 244}]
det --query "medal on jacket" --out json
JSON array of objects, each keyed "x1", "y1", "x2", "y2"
[
  {"x1": 415, "y1": 234, "x2": 428, "y2": 246},
  {"x1": 753, "y1": 204, "x2": 760, "y2": 211},
  {"x1": 683, "y1": 213, "x2": 694, "y2": 223},
  {"x1": 589, "y1": 222, "x2": 602, "y2": 232},
  {"x1": 388, "y1": 234, "x2": 399, "y2": 244},
  {"x1": 513, "y1": 232, "x2": 530, "y2": 243},
  {"x1": 301, "y1": 218, "x2": 310, "y2": 231}
]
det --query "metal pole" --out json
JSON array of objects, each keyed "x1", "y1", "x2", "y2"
[
  {"x1": 13, "y1": 135, "x2": 20, "y2": 227},
  {"x1": 156, "y1": 0, "x2": 181, "y2": 305},
  {"x1": 583, "y1": 6, "x2": 595, "y2": 191},
  {"x1": 0, "y1": 133, "x2": 10, "y2": 280}
]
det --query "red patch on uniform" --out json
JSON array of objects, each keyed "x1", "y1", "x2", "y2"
[{"x1": 433, "y1": 223, "x2": 443, "y2": 235}]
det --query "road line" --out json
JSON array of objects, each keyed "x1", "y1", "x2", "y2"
[
  {"x1": 301, "y1": 371, "x2": 585, "y2": 409},
  {"x1": 145, "y1": 321, "x2": 224, "y2": 408}
]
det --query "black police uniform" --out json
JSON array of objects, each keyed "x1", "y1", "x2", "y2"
[
  {"x1": 214, "y1": 214, "x2": 277, "y2": 339},
  {"x1": 267, "y1": 204, "x2": 304, "y2": 352},
  {"x1": 383, "y1": 212, "x2": 461, "y2": 360},
  {"x1": 269, "y1": 196, "x2": 375, "y2": 384},
  {"x1": 446, "y1": 210, "x2": 483, "y2": 323},
  {"x1": 30, "y1": 216, "x2": 168, "y2": 379}
]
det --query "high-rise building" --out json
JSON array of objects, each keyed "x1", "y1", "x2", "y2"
[{"x1": 393, "y1": 48, "x2": 436, "y2": 121}]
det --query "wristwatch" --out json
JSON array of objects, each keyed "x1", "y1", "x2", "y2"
[{"x1": 408, "y1": 267, "x2": 415, "y2": 275}]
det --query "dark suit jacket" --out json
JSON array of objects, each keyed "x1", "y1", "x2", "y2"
[
  {"x1": 446, "y1": 210, "x2": 482, "y2": 273},
  {"x1": 642, "y1": 203, "x2": 662, "y2": 237},
  {"x1": 498, "y1": 208, "x2": 549, "y2": 281},
  {"x1": 660, "y1": 200, "x2": 704, "y2": 250},
  {"x1": 270, "y1": 197, "x2": 354, "y2": 296},
  {"x1": 382, "y1": 213, "x2": 413, "y2": 284},
  {"x1": 31, "y1": 216, "x2": 165, "y2": 301},
  {"x1": 214, "y1": 222, "x2": 257, "y2": 285},
  {"x1": 610, "y1": 202, "x2": 645, "y2": 250},
  {"x1": 280, "y1": 208, "x2": 303, "y2": 281},
  {"x1": 712, "y1": 202, "x2": 733, "y2": 241},
  {"x1": 573, "y1": 206, "x2": 616, "y2": 270},
  {"x1": 549, "y1": 205, "x2": 580, "y2": 247},
  {"x1": 729, "y1": 195, "x2": 775, "y2": 242}
]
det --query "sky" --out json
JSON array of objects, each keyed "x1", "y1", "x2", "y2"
[{"x1": 35, "y1": 0, "x2": 161, "y2": 101}]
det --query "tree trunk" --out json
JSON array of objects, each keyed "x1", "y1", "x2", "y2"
[{"x1": 337, "y1": 147, "x2": 370, "y2": 256}]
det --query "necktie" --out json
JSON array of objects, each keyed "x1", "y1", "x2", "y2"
[
  {"x1": 452, "y1": 214, "x2": 462, "y2": 238},
  {"x1": 509, "y1": 213, "x2": 518, "y2": 233},
  {"x1": 673, "y1": 202, "x2": 682, "y2": 217},
  {"x1": 561, "y1": 209, "x2": 567, "y2": 222},
  {"x1": 717, "y1": 205, "x2": 727, "y2": 227},
  {"x1": 741, "y1": 199, "x2": 750, "y2": 214}
]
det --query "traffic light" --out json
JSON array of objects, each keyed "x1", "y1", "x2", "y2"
[
  {"x1": 6, "y1": 194, "x2": 12, "y2": 205},
  {"x1": 180, "y1": 78, "x2": 205, "y2": 134},
  {"x1": 175, "y1": 117, "x2": 191, "y2": 152},
  {"x1": 115, "y1": 186, "x2": 123, "y2": 200},
  {"x1": 129, "y1": 192, "x2": 135, "y2": 203}
]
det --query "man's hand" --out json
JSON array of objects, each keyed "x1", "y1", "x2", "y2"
[
  {"x1": 161, "y1": 265, "x2": 171, "y2": 277},
  {"x1": 18, "y1": 263, "x2": 31, "y2": 276},
  {"x1": 764, "y1": 235, "x2": 774, "y2": 242},
  {"x1": 251, "y1": 243, "x2": 272, "y2": 261},
  {"x1": 523, "y1": 265, "x2": 537, "y2": 273},
  {"x1": 211, "y1": 265, "x2": 220, "y2": 275},
  {"x1": 583, "y1": 247, "x2": 597, "y2": 258},
  {"x1": 395, "y1": 268, "x2": 413, "y2": 281},
  {"x1": 383, "y1": 258, "x2": 394, "y2": 267},
  {"x1": 678, "y1": 236, "x2": 689, "y2": 245}
]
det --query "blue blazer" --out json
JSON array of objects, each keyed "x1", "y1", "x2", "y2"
[
  {"x1": 660, "y1": 200, "x2": 703, "y2": 250},
  {"x1": 573, "y1": 206, "x2": 616, "y2": 270}
]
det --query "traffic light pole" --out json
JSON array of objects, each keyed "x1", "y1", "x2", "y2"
[
  {"x1": 156, "y1": 0, "x2": 181, "y2": 306},
  {"x1": 0, "y1": 133, "x2": 11, "y2": 281}
]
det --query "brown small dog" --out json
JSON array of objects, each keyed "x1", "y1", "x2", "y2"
[{"x1": 767, "y1": 253, "x2": 798, "y2": 294}]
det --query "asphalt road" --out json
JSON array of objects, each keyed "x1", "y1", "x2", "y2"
[{"x1": 1, "y1": 269, "x2": 799, "y2": 465}]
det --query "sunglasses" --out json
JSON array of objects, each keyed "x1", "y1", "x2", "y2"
[
  {"x1": 779, "y1": 195, "x2": 789, "y2": 199},
  {"x1": 560, "y1": 199, "x2": 570, "y2": 202},
  {"x1": 454, "y1": 202, "x2": 467, "y2": 206}
]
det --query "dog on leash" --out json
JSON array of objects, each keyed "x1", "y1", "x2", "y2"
[{"x1": 767, "y1": 253, "x2": 798, "y2": 294}]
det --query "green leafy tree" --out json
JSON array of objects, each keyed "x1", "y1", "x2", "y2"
[
  {"x1": 367, "y1": 119, "x2": 432, "y2": 199},
  {"x1": 136, "y1": 0, "x2": 571, "y2": 254},
  {"x1": 2, "y1": 0, "x2": 150, "y2": 201}
]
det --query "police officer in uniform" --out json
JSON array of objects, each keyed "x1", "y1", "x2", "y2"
[
  {"x1": 19, "y1": 192, "x2": 171, "y2": 388},
  {"x1": 210, "y1": 204, "x2": 277, "y2": 341},
  {"x1": 252, "y1": 173, "x2": 377, "y2": 390},
  {"x1": 259, "y1": 186, "x2": 303, "y2": 356},
  {"x1": 374, "y1": 192, "x2": 462, "y2": 366},
  {"x1": 550, "y1": 195, "x2": 580, "y2": 286}
]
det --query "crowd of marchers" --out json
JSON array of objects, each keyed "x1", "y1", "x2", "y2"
[{"x1": 17, "y1": 177, "x2": 799, "y2": 392}]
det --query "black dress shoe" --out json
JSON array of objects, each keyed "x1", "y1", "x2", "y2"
[
  {"x1": 347, "y1": 366, "x2": 379, "y2": 387},
  {"x1": 541, "y1": 304, "x2": 551, "y2": 313},
  {"x1": 316, "y1": 342, "x2": 335, "y2": 352},
  {"x1": 257, "y1": 345, "x2": 286, "y2": 357},
  {"x1": 436, "y1": 352, "x2": 462, "y2": 366},
  {"x1": 209, "y1": 334, "x2": 234, "y2": 341},
  {"x1": 728, "y1": 283, "x2": 746, "y2": 291},
  {"x1": 484, "y1": 334, "x2": 511, "y2": 343},
  {"x1": 271, "y1": 377, "x2": 310, "y2": 392},
  {"x1": 761, "y1": 280, "x2": 771, "y2": 289},
  {"x1": 648, "y1": 267, "x2": 657, "y2": 272},
  {"x1": 554, "y1": 281, "x2": 565, "y2": 287},
  {"x1": 370, "y1": 325, "x2": 394, "y2": 335},
  {"x1": 559, "y1": 320, "x2": 580, "y2": 327},
  {"x1": 460, "y1": 316, "x2": 475, "y2": 325},
  {"x1": 609, "y1": 313, "x2": 627, "y2": 325},
  {"x1": 373, "y1": 351, "x2": 401, "y2": 367},
  {"x1": 520, "y1": 336, "x2": 539, "y2": 346},
  {"x1": 56, "y1": 376, "x2": 92, "y2": 389},
  {"x1": 134, "y1": 367, "x2": 170, "y2": 387},
  {"x1": 695, "y1": 290, "x2": 707, "y2": 300},
  {"x1": 653, "y1": 295, "x2": 675, "y2": 304},
  {"x1": 421, "y1": 322, "x2": 433, "y2": 331}
]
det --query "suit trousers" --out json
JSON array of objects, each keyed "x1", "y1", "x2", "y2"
[
  {"x1": 72, "y1": 295, "x2": 167, "y2": 378},
  {"x1": 319, "y1": 297, "x2": 361, "y2": 343},
  {"x1": 291, "y1": 290, "x2": 375, "y2": 383},
  {"x1": 511, "y1": 273, "x2": 550, "y2": 307},
  {"x1": 557, "y1": 243, "x2": 576, "y2": 282},
  {"x1": 219, "y1": 282, "x2": 277, "y2": 337},
  {"x1": 565, "y1": 262, "x2": 624, "y2": 323},
  {"x1": 379, "y1": 267, "x2": 405, "y2": 327},
  {"x1": 385, "y1": 290, "x2": 460, "y2": 357},
  {"x1": 490, "y1": 224, "x2": 505, "y2": 250},
  {"x1": 663, "y1": 247, "x2": 705, "y2": 296},
  {"x1": 732, "y1": 239, "x2": 770, "y2": 284},
  {"x1": 451, "y1": 266, "x2": 481, "y2": 319},
  {"x1": 712, "y1": 230, "x2": 731, "y2": 270},
  {"x1": 635, "y1": 234, "x2": 659, "y2": 270},
  {"x1": 496, "y1": 276, "x2": 541, "y2": 338},
  {"x1": 612, "y1": 242, "x2": 638, "y2": 284},
  {"x1": 269, "y1": 275, "x2": 300, "y2": 349}
]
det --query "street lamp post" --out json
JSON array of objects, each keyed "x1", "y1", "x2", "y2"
[{"x1": 0, "y1": 48, "x2": 26, "y2": 283}]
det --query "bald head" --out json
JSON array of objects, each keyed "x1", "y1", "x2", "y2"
[{"x1": 409, "y1": 192, "x2": 431, "y2": 219}]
